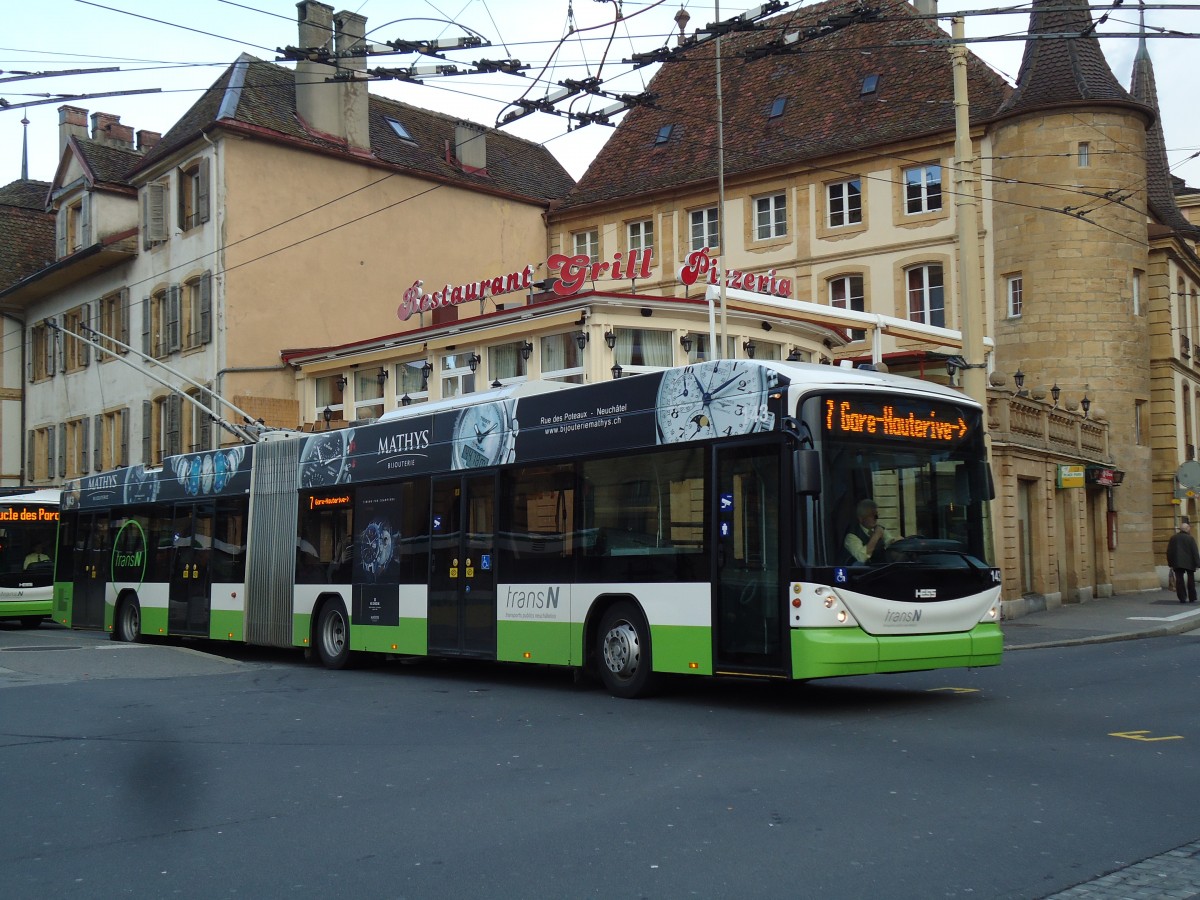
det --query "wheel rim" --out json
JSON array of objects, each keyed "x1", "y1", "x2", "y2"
[
  {"x1": 122, "y1": 603, "x2": 139, "y2": 638},
  {"x1": 322, "y1": 608, "x2": 347, "y2": 658},
  {"x1": 602, "y1": 619, "x2": 641, "y2": 681}
]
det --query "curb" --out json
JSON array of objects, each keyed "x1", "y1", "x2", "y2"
[{"x1": 1004, "y1": 616, "x2": 1200, "y2": 651}]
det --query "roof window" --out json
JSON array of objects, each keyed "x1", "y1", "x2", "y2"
[
  {"x1": 860, "y1": 74, "x2": 879, "y2": 96},
  {"x1": 769, "y1": 98, "x2": 786, "y2": 118},
  {"x1": 386, "y1": 117, "x2": 415, "y2": 143},
  {"x1": 654, "y1": 124, "x2": 675, "y2": 145}
]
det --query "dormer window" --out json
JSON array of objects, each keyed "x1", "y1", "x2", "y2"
[
  {"x1": 386, "y1": 117, "x2": 415, "y2": 143},
  {"x1": 57, "y1": 194, "x2": 90, "y2": 257},
  {"x1": 654, "y1": 124, "x2": 675, "y2": 145}
]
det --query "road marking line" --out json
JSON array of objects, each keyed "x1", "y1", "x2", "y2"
[
  {"x1": 1109, "y1": 730, "x2": 1184, "y2": 742},
  {"x1": 926, "y1": 687, "x2": 979, "y2": 694},
  {"x1": 1127, "y1": 608, "x2": 1200, "y2": 622}
]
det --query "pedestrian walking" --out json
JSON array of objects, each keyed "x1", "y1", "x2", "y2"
[{"x1": 1166, "y1": 520, "x2": 1200, "y2": 603}]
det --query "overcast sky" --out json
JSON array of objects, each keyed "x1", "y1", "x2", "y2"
[{"x1": 3, "y1": 0, "x2": 1197, "y2": 189}]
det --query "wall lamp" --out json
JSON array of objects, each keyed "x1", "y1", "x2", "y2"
[
  {"x1": 401, "y1": 393, "x2": 412, "y2": 406},
  {"x1": 1013, "y1": 368, "x2": 1025, "y2": 395},
  {"x1": 611, "y1": 363, "x2": 623, "y2": 379},
  {"x1": 679, "y1": 334, "x2": 693, "y2": 353},
  {"x1": 467, "y1": 352, "x2": 481, "y2": 373},
  {"x1": 520, "y1": 340, "x2": 534, "y2": 361},
  {"x1": 1051, "y1": 383, "x2": 1061, "y2": 406},
  {"x1": 334, "y1": 374, "x2": 347, "y2": 392},
  {"x1": 743, "y1": 339, "x2": 757, "y2": 359},
  {"x1": 787, "y1": 348, "x2": 803, "y2": 361},
  {"x1": 323, "y1": 406, "x2": 333, "y2": 428},
  {"x1": 491, "y1": 378, "x2": 503, "y2": 389},
  {"x1": 604, "y1": 330, "x2": 616, "y2": 349},
  {"x1": 377, "y1": 366, "x2": 389, "y2": 386},
  {"x1": 945, "y1": 355, "x2": 986, "y2": 379},
  {"x1": 575, "y1": 332, "x2": 589, "y2": 351},
  {"x1": 1081, "y1": 394, "x2": 1091, "y2": 418},
  {"x1": 421, "y1": 360, "x2": 433, "y2": 385}
]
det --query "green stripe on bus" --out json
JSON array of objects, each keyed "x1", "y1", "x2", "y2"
[
  {"x1": 140, "y1": 604, "x2": 167, "y2": 637},
  {"x1": 210, "y1": 609, "x2": 244, "y2": 642},
  {"x1": 0, "y1": 597, "x2": 52, "y2": 617},
  {"x1": 349, "y1": 618, "x2": 428, "y2": 655},
  {"x1": 649, "y1": 623, "x2": 712, "y2": 675},
  {"x1": 497, "y1": 619, "x2": 572, "y2": 665},
  {"x1": 791, "y1": 624, "x2": 1003, "y2": 680},
  {"x1": 53, "y1": 582, "x2": 72, "y2": 625}
]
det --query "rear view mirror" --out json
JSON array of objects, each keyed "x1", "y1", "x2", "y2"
[{"x1": 793, "y1": 449, "x2": 821, "y2": 495}]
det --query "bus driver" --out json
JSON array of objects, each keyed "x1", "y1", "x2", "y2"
[{"x1": 844, "y1": 499, "x2": 893, "y2": 564}]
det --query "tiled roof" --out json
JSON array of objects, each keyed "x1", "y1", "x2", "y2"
[
  {"x1": 71, "y1": 138, "x2": 145, "y2": 187},
  {"x1": 995, "y1": 0, "x2": 1144, "y2": 119},
  {"x1": 0, "y1": 179, "x2": 55, "y2": 293},
  {"x1": 559, "y1": 0, "x2": 1011, "y2": 210},
  {"x1": 1130, "y1": 38, "x2": 1200, "y2": 237},
  {"x1": 135, "y1": 54, "x2": 573, "y2": 204}
]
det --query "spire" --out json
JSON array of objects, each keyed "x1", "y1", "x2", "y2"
[
  {"x1": 995, "y1": 0, "x2": 1145, "y2": 118},
  {"x1": 1129, "y1": 8, "x2": 1200, "y2": 235},
  {"x1": 20, "y1": 113, "x2": 29, "y2": 180}
]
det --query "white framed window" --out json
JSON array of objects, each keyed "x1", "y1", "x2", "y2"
[
  {"x1": 613, "y1": 328, "x2": 674, "y2": 375},
  {"x1": 1132, "y1": 268, "x2": 1144, "y2": 316},
  {"x1": 541, "y1": 333, "x2": 585, "y2": 384},
  {"x1": 1078, "y1": 142, "x2": 1090, "y2": 167},
  {"x1": 315, "y1": 374, "x2": 347, "y2": 426},
  {"x1": 829, "y1": 274, "x2": 866, "y2": 341},
  {"x1": 754, "y1": 193, "x2": 787, "y2": 240},
  {"x1": 354, "y1": 369, "x2": 387, "y2": 422},
  {"x1": 682, "y1": 333, "x2": 737, "y2": 363},
  {"x1": 690, "y1": 207, "x2": 719, "y2": 251},
  {"x1": 827, "y1": 180, "x2": 862, "y2": 227},
  {"x1": 906, "y1": 264, "x2": 945, "y2": 327},
  {"x1": 903, "y1": 165, "x2": 942, "y2": 214},
  {"x1": 572, "y1": 229, "x2": 599, "y2": 263},
  {"x1": 628, "y1": 219, "x2": 654, "y2": 254},
  {"x1": 1006, "y1": 274, "x2": 1023, "y2": 318},
  {"x1": 489, "y1": 340, "x2": 531, "y2": 385},
  {"x1": 742, "y1": 339, "x2": 781, "y2": 360},
  {"x1": 395, "y1": 360, "x2": 430, "y2": 406},
  {"x1": 441, "y1": 351, "x2": 478, "y2": 398}
]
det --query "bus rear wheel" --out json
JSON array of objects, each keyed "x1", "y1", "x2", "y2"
[
  {"x1": 597, "y1": 602, "x2": 657, "y2": 699},
  {"x1": 19, "y1": 616, "x2": 42, "y2": 629},
  {"x1": 316, "y1": 601, "x2": 354, "y2": 669},
  {"x1": 113, "y1": 598, "x2": 141, "y2": 642}
]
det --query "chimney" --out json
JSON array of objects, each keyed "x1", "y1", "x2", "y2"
[
  {"x1": 137, "y1": 130, "x2": 161, "y2": 153},
  {"x1": 912, "y1": 0, "x2": 937, "y2": 15},
  {"x1": 92, "y1": 112, "x2": 134, "y2": 148},
  {"x1": 294, "y1": 1, "x2": 340, "y2": 139},
  {"x1": 455, "y1": 122, "x2": 487, "y2": 172},
  {"x1": 58, "y1": 105, "x2": 88, "y2": 158},
  {"x1": 334, "y1": 10, "x2": 370, "y2": 151}
]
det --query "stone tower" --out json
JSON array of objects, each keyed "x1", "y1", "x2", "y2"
[{"x1": 990, "y1": 0, "x2": 1154, "y2": 591}]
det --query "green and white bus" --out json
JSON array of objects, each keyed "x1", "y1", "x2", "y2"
[
  {"x1": 1, "y1": 488, "x2": 60, "y2": 628},
  {"x1": 54, "y1": 360, "x2": 1001, "y2": 696}
]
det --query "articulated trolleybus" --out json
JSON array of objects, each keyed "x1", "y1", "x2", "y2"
[
  {"x1": 1, "y1": 488, "x2": 60, "y2": 628},
  {"x1": 55, "y1": 360, "x2": 1001, "y2": 696}
]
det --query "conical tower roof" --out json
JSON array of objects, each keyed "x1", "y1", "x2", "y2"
[
  {"x1": 995, "y1": 0, "x2": 1148, "y2": 119},
  {"x1": 1130, "y1": 27, "x2": 1200, "y2": 236}
]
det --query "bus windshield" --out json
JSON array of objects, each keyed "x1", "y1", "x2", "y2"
[
  {"x1": 810, "y1": 392, "x2": 994, "y2": 569},
  {"x1": 0, "y1": 492, "x2": 59, "y2": 590}
]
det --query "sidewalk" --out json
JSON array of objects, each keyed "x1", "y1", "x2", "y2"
[{"x1": 1002, "y1": 587, "x2": 1200, "y2": 649}]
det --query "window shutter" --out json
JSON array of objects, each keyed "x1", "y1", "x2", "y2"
[
  {"x1": 145, "y1": 182, "x2": 167, "y2": 245},
  {"x1": 26, "y1": 328, "x2": 33, "y2": 383},
  {"x1": 26, "y1": 431, "x2": 35, "y2": 482},
  {"x1": 56, "y1": 210, "x2": 67, "y2": 257},
  {"x1": 142, "y1": 295, "x2": 151, "y2": 356},
  {"x1": 167, "y1": 285, "x2": 181, "y2": 353},
  {"x1": 58, "y1": 422, "x2": 67, "y2": 478},
  {"x1": 119, "y1": 409, "x2": 130, "y2": 467},
  {"x1": 199, "y1": 393, "x2": 213, "y2": 451},
  {"x1": 80, "y1": 303, "x2": 91, "y2": 367},
  {"x1": 167, "y1": 395, "x2": 182, "y2": 458},
  {"x1": 198, "y1": 159, "x2": 211, "y2": 224},
  {"x1": 46, "y1": 426, "x2": 56, "y2": 480},
  {"x1": 119, "y1": 289, "x2": 131, "y2": 351},
  {"x1": 79, "y1": 194, "x2": 91, "y2": 246},
  {"x1": 199, "y1": 273, "x2": 212, "y2": 344},
  {"x1": 142, "y1": 401, "x2": 152, "y2": 464},
  {"x1": 46, "y1": 317, "x2": 58, "y2": 377},
  {"x1": 93, "y1": 415, "x2": 103, "y2": 471},
  {"x1": 80, "y1": 421, "x2": 90, "y2": 474}
]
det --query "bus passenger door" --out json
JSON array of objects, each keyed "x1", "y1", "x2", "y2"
[
  {"x1": 73, "y1": 513, "x2": 110, "y2": 629},
  {"x1": 168, "y1": 503, "x2": 214, "y2": 636},
  {"x1": 428, "y1": 474, "x2": 496, "y2": 657},
  {"x1": 714, "y1": 445, "x2": 784, "y2": 673}
]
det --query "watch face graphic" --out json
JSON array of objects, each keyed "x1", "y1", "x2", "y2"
[
  {"x1": 358, "y1": 519, "x2": 397, "y2": 579},
  {"x1": 300, "y1": 429, "x2": 350, "y2": 487},
  {"x1": 656, "y1": 360, "x2": 777, "y2": 444},
  {"x1": 451, "y1": 401, "x2": 515, "y2": 469}
]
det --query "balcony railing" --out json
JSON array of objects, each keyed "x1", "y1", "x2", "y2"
[{"x1": 987, "y1": 391, "x2": 1110, "y2": 461}]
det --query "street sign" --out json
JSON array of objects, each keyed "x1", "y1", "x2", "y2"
[{"x1": 1177, "y1": 460, "x2": 1200, "y2": 489}]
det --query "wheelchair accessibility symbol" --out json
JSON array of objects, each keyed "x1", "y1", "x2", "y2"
[{"x1": 834, "y1": 567, "x2": 848, "y2": 584}]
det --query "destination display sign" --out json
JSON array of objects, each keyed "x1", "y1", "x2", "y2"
[{"x1": 821, "y1": 395, "x2": 977, "y2": 445}]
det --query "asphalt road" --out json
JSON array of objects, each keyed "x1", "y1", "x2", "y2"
[{"x1": 1, "y1": 623, "x2": 1197, "y2": 899}]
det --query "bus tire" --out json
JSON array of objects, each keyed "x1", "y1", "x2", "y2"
[
  {"x1": 597, "y1": 601, "x2": 657, "y2": 699},
  {"x1": 316, "y1": 600, "x2": 354, "y2": 669},
  {"x1": 19, "y1": 616, "x2": 42, "y2": 629},
  {"x1": 113, "y1": 598, "x2": 141, "y2": 642}
]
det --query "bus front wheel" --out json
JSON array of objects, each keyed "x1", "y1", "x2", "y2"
[
  {"x1": 316, "y1": 601, "x2": 354, "y2": 669},
  {"x1": 113, "y1": 598, "x2": 141, "y2": 642},
  {"x1": 597, "y1": 602, "x2": 657, "y2": 699}
]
